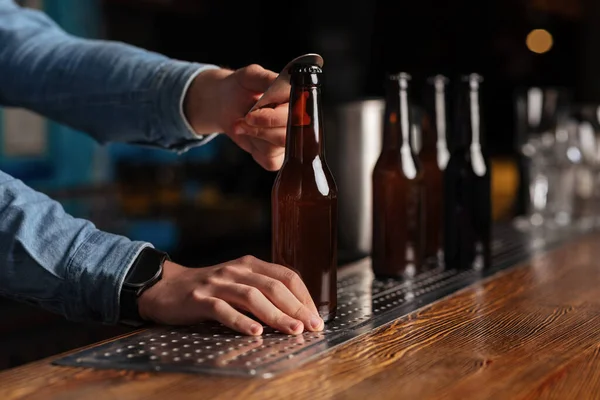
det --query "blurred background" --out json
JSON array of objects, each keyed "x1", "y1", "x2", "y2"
[{"x1": 2, "y1": 0, "x2": 599, "y2": 370}]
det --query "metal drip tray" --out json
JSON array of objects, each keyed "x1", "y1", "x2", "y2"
[{"x1": 53, "y1": 224, "x2": 585, "y2": 378}]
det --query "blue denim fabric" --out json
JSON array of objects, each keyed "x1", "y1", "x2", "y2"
[{"x1": 0, "y1": 0, "x2": 219, "y2": 324}]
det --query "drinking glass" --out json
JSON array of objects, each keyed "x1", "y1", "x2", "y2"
[
  {"x1": 576, "y1": 104, "x2": 600, "y2": 228},
  {"x1": 513, "y1": 86, "x2": 572, "y2": 230},
  {"x1": 548, "y1": 116, "x2": 580, "y2": 228}
]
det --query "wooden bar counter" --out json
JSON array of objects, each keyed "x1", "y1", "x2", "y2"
[{"x1": 2, "y1": 233, "x2": 600, "y2": 399}]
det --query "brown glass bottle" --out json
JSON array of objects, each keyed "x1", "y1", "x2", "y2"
[
  {"x1": 419, "y1": 75, "x2": 451, "y2": 261},
  {"x1": 272, "y1": 64, "x2": 338, "y2": 322},
  {"x1": 372, "y1": 72, "x2": 425, "y2": 278}
]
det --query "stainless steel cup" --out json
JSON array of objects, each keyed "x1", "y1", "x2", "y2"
[{"x1": 325, "y1": 98, "x2": 384, "y2": 262}]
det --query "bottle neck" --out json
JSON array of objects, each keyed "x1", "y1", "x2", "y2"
[
  {"x1": 421, "y1": 75, "x2": 451, "y2": 169},
  {"x1": 433, "y1": 78, "x2": 449, "y2": 151},
  {"x1": 285, "y1": 79, "x2": 324, "y2": 162},
  {"x1": 453, "y1": 74, "x2": 485, "y2": 151},
  {"x1": 468, "y1": 79, "x2": 483, "y2": 149},
  {"x1": 382, "y1": 76, "x2": 412, "y2": 152},
  {"x1": 452, "y1": 74, "x2": 488, "y2": 176},
  {"x1": 382, "y1": 106, "x2": 401, "y2": 150},
  {"x1": 418, "y1": 113, "x2": 436, "y2": 153}
]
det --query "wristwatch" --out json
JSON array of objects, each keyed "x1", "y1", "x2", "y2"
[{"x1": 119, "y1": 247, "x2": 170, "y2": 327}]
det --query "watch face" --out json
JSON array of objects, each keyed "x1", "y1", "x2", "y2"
[
  {"x1": 127, "y1": 264, "x2": 161, "y2": 286},
  {"x1": 125, "y1": 249, "x2": 165, "y2": 287}
]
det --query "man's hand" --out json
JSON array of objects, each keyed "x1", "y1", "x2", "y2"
[
  {"x1": 184, "y1": 64, "x2": 288, "y2": 171},
  {"x1": 137, "y1": 255, "x2": 324, "y2": 336}
]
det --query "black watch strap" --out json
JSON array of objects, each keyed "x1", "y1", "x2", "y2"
[{"x1": 119, "y1": 247, "x2": 169, "y2": 327}]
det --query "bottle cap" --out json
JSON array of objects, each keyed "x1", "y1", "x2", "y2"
[
  {"x1": 461, "y1": 73, "x2": 484, "y2": 88},
  {"x1": 289, "y1": 63, "x2": 323, "y2": 74},
  {"x1": 388, "y1": 72, "x2": 412, "y2": 81},
  {"x1": 427, "y1": 74, "x2": 449, "y2": 87}
]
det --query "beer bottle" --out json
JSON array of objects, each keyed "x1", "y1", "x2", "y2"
[
  {"x1": 443, "y1": 73, "x2": 492, "y2": 270},
  {"x1": 272, "y1": 63, "x2": 338, "y2": 322},
  {"x1": 372, "y1": 72, "x2": 425, "y2": 278},
  {"x1": 419, "y1": 75, "x2": 451, "y2": 261}
]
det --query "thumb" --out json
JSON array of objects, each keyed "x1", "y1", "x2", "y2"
[{"x1": 237, "y1": 64, "x2": 277, "y2": 93}]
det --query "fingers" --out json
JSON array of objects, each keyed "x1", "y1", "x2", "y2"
[
  {"x1": 240, "y1": 256, "x2": 320, "y2": 316},
  {"x1": 183, "y1": 256, "x2": 323, "y2": 336},
  {"x1": 230, "y1": 119, "x2": 286, "y2": 171},
  {"x1": 236, "y1": 64, "x2": 278, "y2": 93},
  {"x1": 228, "y1": 128, "x2": 284, "y2": 171},
  {"x1": 197, "y1": 296, "x2": 263, "y2": 336},
  {"x1": 251, "y1": 148, "x2": 285, "y2": 172},
  {"x1": 235, "y1": 123, "x2": 286, "y2": 148},
  {"x1": 214, "y1": 282, "x2": 305, "y2": 335},
  {"x1": 228, "y1": 131, "x2": 284, "y2": 171},
  {"x1": 233, "y1": 272, "x2": 324, "y2": 331},
  {"x1": 228, "y1": 102, "x2": 288, "y2": 171},
  {"x1": 245, "y1": 103, "x2": 289, "y2": 128}
]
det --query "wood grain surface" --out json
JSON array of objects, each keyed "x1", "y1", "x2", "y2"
[{"x1": 2, "y1": 234, "x2": 600, "y2": 400}]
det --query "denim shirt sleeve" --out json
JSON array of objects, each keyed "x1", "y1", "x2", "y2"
[
  {"x1": 0, "y1": 0, "x2": 220, "y2": 153},
  {"x1": 0, "y1": 170, "x2": 152, "y2": 323},
  {"x1": 0, "y1": 0, "x2": 218, "y2": 324}
]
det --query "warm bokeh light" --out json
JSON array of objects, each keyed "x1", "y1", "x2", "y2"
[{"x1": 526, "y1": 29, "x2": 553, "y2": 54}]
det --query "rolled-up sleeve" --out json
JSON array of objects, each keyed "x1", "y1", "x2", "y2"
[
  {"x1": 0, "y1": 0, "x2": 219, "y2": 153},
  {"x1": 0, "y1": 170, "x2": 151, "y2": 323}
]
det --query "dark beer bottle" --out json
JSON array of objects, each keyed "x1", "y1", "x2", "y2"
[
  {"x1": 419, "y1": 75, "x2": 451, "y2": 261},
  {"x1": 272, "y1": 63, "x2": 338, "y2": 322},
  {"x1": 443, "y1": 73, "x2": 492, "y2": 270},
  {"x1": 372, "y1": 72, "x2": 425, "y2": 278}
]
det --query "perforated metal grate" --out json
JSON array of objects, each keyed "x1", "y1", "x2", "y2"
[{"x1": 53, "y1": 224, "x2": 586, "y2": 378}]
